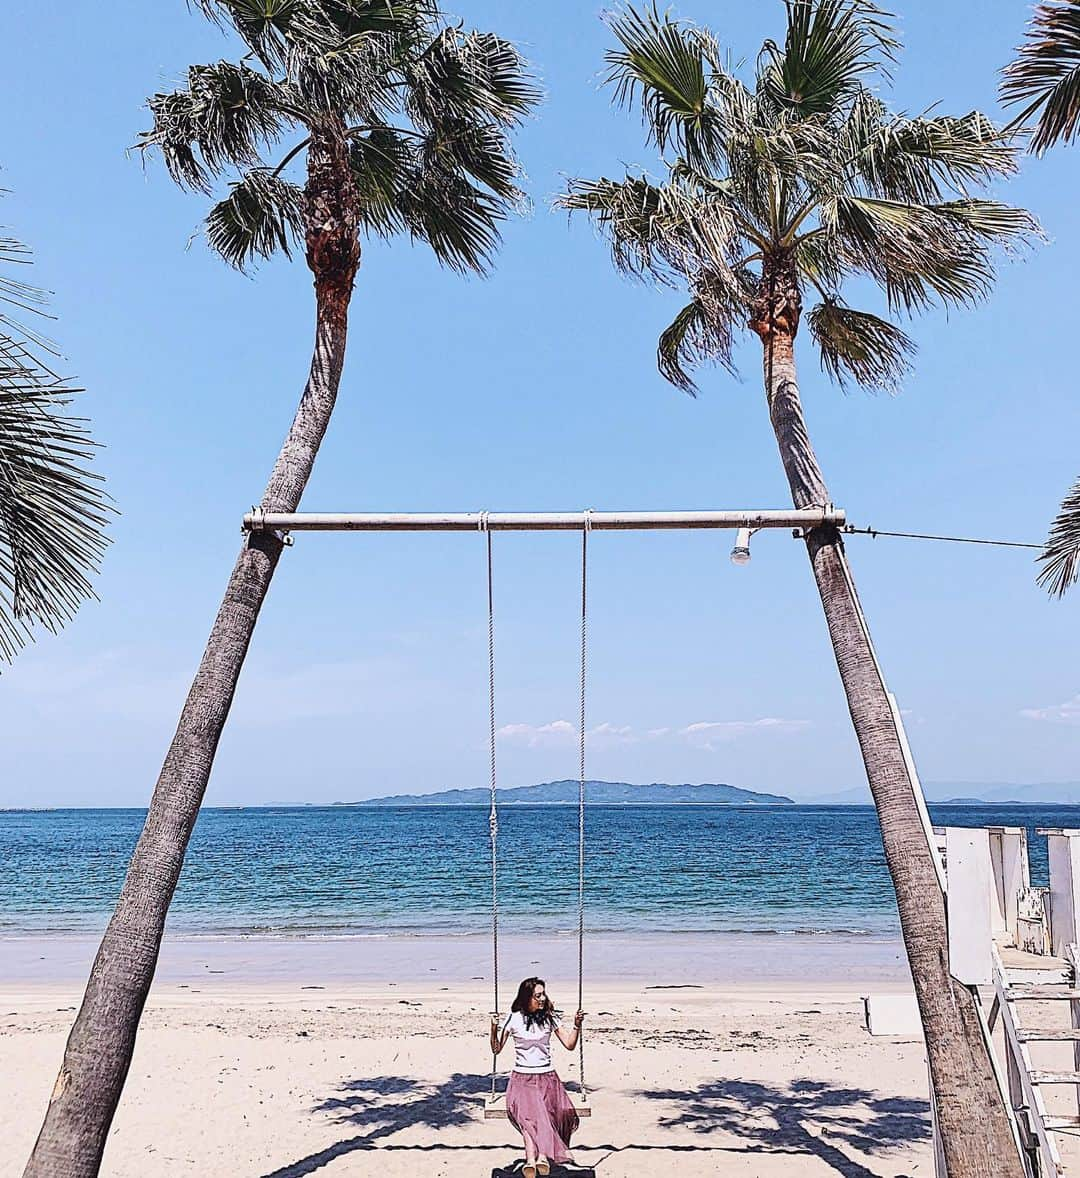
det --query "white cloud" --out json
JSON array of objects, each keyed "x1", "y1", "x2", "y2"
[
  {"x1": 497, "y1": 720, "x2": 637, "y2": 747},
  {"x1": 496, "y1": 717, "x2": 809, "y2": 752},
  {"x1": 1021, "y1": 696, "x2": 1080, "y2": 725},
  {"x1": 678, "y1": 718, "x2": 811, "y2": 751},
  {"x1": 497, "y1": 720, "x2": 576, "y2": 747},
  {"x1": 587, "y1": 722, "x2": 637, "y2": 745}
]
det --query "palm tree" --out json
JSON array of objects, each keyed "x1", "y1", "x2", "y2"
[
  {"x1": 24, "y1": 4, "x2": 537, "y2": 1175},
  {"x1": 1001, "y1": 0, "x2": 1080, "y2": 595},
  {"x1": 559, "y1": 3, "x2": 1034, "y2": 1174},
  {"x1": 0, "y1": 217, "x2": 109, "y2": 662}
]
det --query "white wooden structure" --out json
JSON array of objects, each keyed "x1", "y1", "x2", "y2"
[{"x1": 934, "y1": 824, "x2": 1080, "y2": 1177}]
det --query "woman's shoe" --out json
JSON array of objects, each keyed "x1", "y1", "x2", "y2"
[
  {"x1": 536, "y1": 1159, "x2": 551, "y2": 1176},
  {"x1": 523, "y1": 1164, "x2": 537, "y2": 1178}
]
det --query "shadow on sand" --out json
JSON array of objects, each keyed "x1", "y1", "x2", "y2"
[
  {"x1": 631, "y1": 1077, "x2": 930, "y2": 1178},
  {"x1": 260, "y1": 1072, "x2": 928, "y2": 1178}
]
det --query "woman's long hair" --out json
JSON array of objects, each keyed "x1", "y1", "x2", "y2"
[{"x1": 511, "y1": 976, "x2": 556, "y2": 1030}]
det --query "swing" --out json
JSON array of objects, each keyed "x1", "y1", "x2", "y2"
[{"x1": 482, "y1": 520, "x2": 592, "y2": 1121}]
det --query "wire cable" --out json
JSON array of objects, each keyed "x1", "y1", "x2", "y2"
[{"x1": 843, "y1": 526, "x2": 1040, "y2": 551}]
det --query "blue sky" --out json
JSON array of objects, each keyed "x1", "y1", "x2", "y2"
[{"x1": 1, "y1": 0, "x2": 1078, "y2": 807}]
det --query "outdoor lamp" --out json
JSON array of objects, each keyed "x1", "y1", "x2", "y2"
[{"x1": 730, "y1": 527, "x2": 753, "y2": 565}]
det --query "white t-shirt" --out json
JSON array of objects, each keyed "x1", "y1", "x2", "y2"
[{"x1": 503, "y1": 1010, "x2": 561, "y2": 1074}]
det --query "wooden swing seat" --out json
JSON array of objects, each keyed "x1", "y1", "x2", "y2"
[{"x1": 483, "y1": 1093, "x2": 592, "y2": 1120}]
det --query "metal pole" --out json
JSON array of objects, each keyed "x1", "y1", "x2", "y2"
[{"x1": 243, "y1": 507, "x2": 846, "y2": 533}]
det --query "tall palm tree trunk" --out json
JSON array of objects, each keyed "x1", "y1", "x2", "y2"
[
  {"x1": 758, "y1": 309, "x2": 1022, "y2": 1175},
  {"x1": 24, "y1": 124, "x2": 360, "y2": 1178}
]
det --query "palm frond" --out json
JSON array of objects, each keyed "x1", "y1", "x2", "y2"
[
  {"x1": 406, "y1": 27, "x2": 541, "y2": 132},
  {"x1": 421, "y1": 119, "x2": 523, "y2": 202},
  {"x1": 398, "y1": 165, "x2": 503, "y2": 274},
  {"x1": 840, "y1": 94, "x2": 1018, "y2": 203},
  {"x1": 291, "y1": 19, "x2": 406, "y2": 121},
  {"x1": 808, "y1": 299, "x2": 914, "y2": 390},
  {"x1": 1001, "y1": 1, "x2": 1080, "y2": 154},
  {"x1": 761, "y1": 0, "x2": 899, "y2": 115},
  {"x1": 1039, "y1": 475, "x2": 1080, "y2": 596},
  {"x1": 318, "y1": 0, "x2": 438, "y2": 40},
  {"x1": 657, "y1": 293, "x2": 739, "y2": 393},
  {"x1": 828, "y1": 195, "x2": 1037, "y2": 313},
  {"x1": 193, "y1": 0, "x2": 300, "y2": 70},
  {"x1": 205, "y1": 169, "x2": 304, "y2": 269},
  {"x1": 0, "y1": 222, "x2": 109, "y2": 656},
  {"x1": 936, "y1": 198, "x2": 1041, "y2": 242},
  {"x1": 0, "y1": 332, "x2": 109, "y2": 663},
  {"x1": 559, "y1": 173, "x2": 744, "y2": 287},
  {"x1": 349, "y1": 127, "x2": 413, "y2": 236},
  {"x1": 605, "y1": 4, "x2": 722, "y2": 167},
  {"x1": 793, "y1": 227, "x2": 848, "y2": 290},
  {"x1": 140, "y1": 62, "x2": 289, "y2": 192}
]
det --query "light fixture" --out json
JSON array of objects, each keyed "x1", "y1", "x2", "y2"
[{"x1": 730, "y1": 526, "x2": 753, "y2": 566}]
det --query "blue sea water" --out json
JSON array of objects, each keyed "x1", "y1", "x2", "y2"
[{"x1": 0, "y1": 803, "x2": 1071, "y2": 939}]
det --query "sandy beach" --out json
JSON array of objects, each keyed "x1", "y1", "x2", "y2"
[{"x1": 1, "y1": 934, "x2": 932, "y2": 1177}]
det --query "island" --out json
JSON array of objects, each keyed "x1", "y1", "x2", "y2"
[{"x1": 338, "y1": 779, "x2": 793, "y2": 806}]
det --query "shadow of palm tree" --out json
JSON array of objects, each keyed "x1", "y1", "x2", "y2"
[
  {"x1": 633, "y1": 1078, "x2": 930, "y2": 1178},
  {"x1": 263, "y1": 1071, "x2": 924, "y2": 1178},
  {"x1": 261, "y1": 1072, "x2": 488, "y2": 1175},
  {"x1": 261, "y1": 1072, "x2": 602, "y2": 1178}
]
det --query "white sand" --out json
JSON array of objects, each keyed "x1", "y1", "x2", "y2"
[{"x1": 1, "y1": 936, "x2": 931, "y2": 1177}]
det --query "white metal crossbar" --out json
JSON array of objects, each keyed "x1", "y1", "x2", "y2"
[{"x1": 243, "y1": 507, "x2": 846, "y2": 533}]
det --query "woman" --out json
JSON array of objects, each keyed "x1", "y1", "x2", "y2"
[{"x1": 490, "y1": 976, "x2": 585, "y2": 1178}]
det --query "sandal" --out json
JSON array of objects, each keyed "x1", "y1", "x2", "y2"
[
  {"x1": 536, "y1": 1160, "x2": 551, "y2": 1176},
  {"x1": 523, "y1": 1165, "x2": 537, "y2": 1178}
]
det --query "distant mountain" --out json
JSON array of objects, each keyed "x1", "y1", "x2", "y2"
[
  {"x1": 928, "y1": 782, "x2": 1080, "y2": 806},
  {"x1": 344, "y1": 779, "x2": 793, "y2": 807},
  {"x1": 801, "y1": 782, "x2": 1080, "y2": 806}
]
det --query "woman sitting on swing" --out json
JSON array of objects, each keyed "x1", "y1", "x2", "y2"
[{"x1": 490, "y1": 976, "x2": 586, "y2": 1177}]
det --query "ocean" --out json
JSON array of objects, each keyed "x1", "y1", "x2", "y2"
[{"x1": 0, "y1": 803, "x2": 1070, "y2": 940}]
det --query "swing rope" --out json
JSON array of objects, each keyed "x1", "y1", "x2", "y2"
[
  {"x1": 486, "y1": 524, "x2": 499, "y2": 1101},
  {"x1": 577, "y1": 514, "x2": 589, "y2": 1102},
  {"x1": 485, "y1": 516, "x2": 589, "y2": 1107}
]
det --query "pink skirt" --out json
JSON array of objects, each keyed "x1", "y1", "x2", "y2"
[{"x1": 505, "y1": 1070, "x2": 579, "y2": 1163}]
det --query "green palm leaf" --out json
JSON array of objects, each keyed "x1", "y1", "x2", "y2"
[
  {"x1": 658, "y1": 294, "x2": 740, "y2": 393},
  {"x1": 399, "y1": 166, "x2": 503, "y2": 274},
  {"x1": 407, "y1": 28, "x2": 541, "y2": 132},
  {"x1": 194, "y1": 0, "x2": 300, "y2": 70},
  {"x1": 1001, "y1": 1, "x2": 1080, "y2": 153},
  {"x1": 808, "y1": 299, "x2": 914, "y2": 390},
  {"x1": 841, "y1": 95, "x2": 1017, "y2": 203},
  {"x1": 1038, "y1": 476, "x2": 1080, "y2": 596},
  {"x1": 349, "y1": 127, "x2": 413, "y2": 236},
  {"x1": 141, "y1": 62, "x2": 289, "y2": 192},
  {"x1": 205, "y1": 169, "x2": 304, "y2": 269},
  {"x1": 0, "y1": 231, "x2": 110, "y2": 663},
  {"x1": 762, "y1": 0, "x2": 898, "y2": 115},
  {"x1": 828, "y1": 195, "x2": 1036, "y2": 312},
  {"x1": 605, "y1": 4, "x2": 721, "y2": 166},
  {"x1": 421, "y1": 120, "x2": 523, "y2": 201}
]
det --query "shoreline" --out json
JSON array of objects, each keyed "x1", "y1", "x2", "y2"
[{"x1": 1, "y1": 929, "x2": 912, "y2": 990}]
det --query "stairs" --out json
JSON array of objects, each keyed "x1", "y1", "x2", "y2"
[{"x1": 993, "y1": 944, "x2": 1080, "y2": 1176}]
